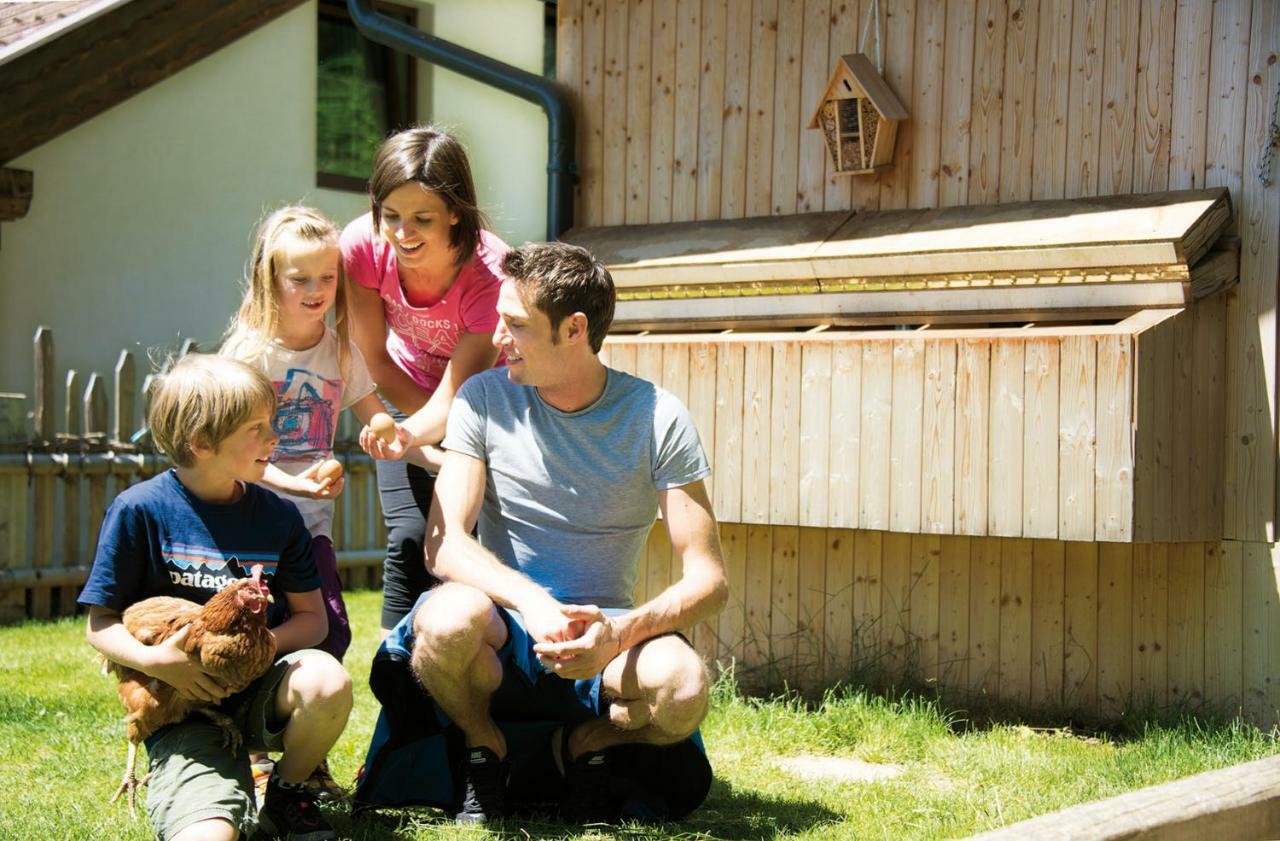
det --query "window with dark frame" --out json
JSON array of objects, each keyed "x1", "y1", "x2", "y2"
[{"x1": 316, "y1": 0, "x2": 417, "y2": 192}]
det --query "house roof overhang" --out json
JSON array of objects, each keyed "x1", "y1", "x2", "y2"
[{"x1": 562, "y1": 188, "x2": 1237, "y2": 330}]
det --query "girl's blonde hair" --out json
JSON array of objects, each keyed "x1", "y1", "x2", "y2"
[{"x1": 221, "y1": 205, "x2": 351, "y2": 379}]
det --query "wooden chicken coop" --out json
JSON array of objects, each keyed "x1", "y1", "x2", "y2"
[
  {"x1": 808, "y1": 53, "x2": 907, "y2": 175},
  {"x1": 556, "y1": 0, "x2": 1280, "y2": 725}
]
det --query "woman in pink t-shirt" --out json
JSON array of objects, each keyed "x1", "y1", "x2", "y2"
[{"x1": 342, "y1": 126, "x2": 508, "y2": 632}]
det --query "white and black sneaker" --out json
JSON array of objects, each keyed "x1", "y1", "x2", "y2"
[{"x1": 455, "y1": 746, "x2": 508, "y2": 825}]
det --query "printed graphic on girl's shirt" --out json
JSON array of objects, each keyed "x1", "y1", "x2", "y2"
[{"x1": 272, "y1": 367, "x2": 342, "y2": 461}]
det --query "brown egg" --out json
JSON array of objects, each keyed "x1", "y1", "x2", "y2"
[
  {"x1": 370, "y1": 412, "x2": 397, "y2": 444},
  {"x1": 317, "y1": 459, "x2": 344, "y2": 483}
]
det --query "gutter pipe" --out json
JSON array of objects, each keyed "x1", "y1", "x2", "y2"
[{"x1": 347, "y1": 0, "x2": 576, "y2": 240}]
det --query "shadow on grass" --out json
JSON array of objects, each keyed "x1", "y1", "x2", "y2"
[{"x1": 328, "y1": 777, "x2": 841, "y2": 840}]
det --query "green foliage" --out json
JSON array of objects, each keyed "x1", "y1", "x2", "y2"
[{"x1": 2, "y1": 590, "x2": 1276, "y2": 840}]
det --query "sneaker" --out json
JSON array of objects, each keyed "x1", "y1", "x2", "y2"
[
  {"x1": 257, "y1": 775, "x2": 335, "y2": 841},
  {"x1": 455, "y1": 746, "x2": 508, "y2": 825},
  {"x1": 561, "y1": 748, "x2": 616, "y2": 823},
  {"x1": 303, "y1": 757, "x2": 347, "y2": 803}
]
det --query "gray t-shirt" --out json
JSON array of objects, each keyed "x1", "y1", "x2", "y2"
[{"x1": 443, "y1": 367, "x2": 711, "y2": 608}]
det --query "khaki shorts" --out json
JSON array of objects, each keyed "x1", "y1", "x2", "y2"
[{"x1": 144, "y1": 650, "x2": 307, "y2": 841}]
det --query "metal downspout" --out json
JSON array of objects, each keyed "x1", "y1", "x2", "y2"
[{"x1": 346, "y1": 0, "x2": 576, "y2": 240}]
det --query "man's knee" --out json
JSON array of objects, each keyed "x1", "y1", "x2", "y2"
[
  {"x1": 412, "y1": 583, "x2": 498, "y2": 661},
  {"x1": 282, "y1": 650, "x2": 353, "y2": 714},
  {"x1": 634, "y1": 636, "x2": 710, "y2": 741},
  {"x1": 170, "y1": 817, "x2": 239, "y2": 841}
]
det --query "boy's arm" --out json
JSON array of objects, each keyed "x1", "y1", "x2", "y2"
[
  {"x1": 270, "y1": 589, "x2": 328, "y2": 654},
  {"x1": 86, "y1": 605, "x2": 230, "y2": 702}
]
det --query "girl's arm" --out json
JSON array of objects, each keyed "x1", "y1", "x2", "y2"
[
  {"x1": 347, "y1": 277, "x2": 431, "y2": 415},
  {"x1": 260, "y1": 462, "x2": 342, "y2": 500},
  {"x1": 399, "y1": 331, "x2": 499, "y2": 446}
]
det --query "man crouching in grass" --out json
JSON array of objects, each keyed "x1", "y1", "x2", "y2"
[{"x1": 387, "y1": 242, "x2": 728, "y2": 825}]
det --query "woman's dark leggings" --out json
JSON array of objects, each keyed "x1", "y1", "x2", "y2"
[{"x1": 375, "y1": 455, "x2": 440, "y2": 630}]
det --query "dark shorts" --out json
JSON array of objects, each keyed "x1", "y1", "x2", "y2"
[
  {"x1": 354, "y1": 592, "x2": 713, "y2": 822},
  {"x1": 143, "y1": 651, "x2": 307, "y2": 840}
]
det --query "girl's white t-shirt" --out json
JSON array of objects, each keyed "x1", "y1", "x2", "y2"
[{"x1": 237, "y1": 328, "x2": 377, "y2": 538}]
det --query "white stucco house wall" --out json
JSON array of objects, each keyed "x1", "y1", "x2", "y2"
[{"x1": 0, "y1": 0, "x2": 549, "y2": 405}]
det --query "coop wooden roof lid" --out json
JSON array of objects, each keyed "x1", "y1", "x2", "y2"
[
  {"x1": 567, "y1": 189, "x2": 1230, "y2": 285},
  {"x1": 562, "y1": 188, "x2": 1235, "y2": 327},
  {"x1": 806, "y1": 53, "x2": 909, "y2": 128}
]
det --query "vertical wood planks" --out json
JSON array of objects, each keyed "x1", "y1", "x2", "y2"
[
  {"x1": 719, "y1": 0, "x2": 753, "y2": 218},
  {"x1": 1065, "y1": 0, "x2": 1106, "y2": 197},
  {"x1": 938, "y1": 535, "x2": 971, "y2": 690},
  {"x1": 921, "y1": 340, "x2": 956, "y2": 534},
  {"x1": 823, "y1": 0, "x2": 859, "y2": 211},
  {"x1": 1095, "y1": 334, "x2": 1133, "y2": 541},
  {"x1": 876, "y1": 0, "x2": 916, "y2": 210},
  {"x1": 1031, "y1": 539, "x2": 1065, "y2": 707},
  {"x1": 771, "y1": 0, "x2": 804, "y2": 215},
  {"x1": 909, "y1": 533, "x2": 941, "y2": 684},
  {"x1": 797, "y1": 0, "x2": 832, "y2": 212},
  {"x1": 1168, "y1": 0, "x2": 1211, "y2": 190},
  {"x1": 999, "y1": 537, "x2": 1033, "y2": 704},
  {"x1": 770, "y1": 342, "x2": 802, "y2": 524},
  {"x1": 907, "y1": 0, "x2": 944, "y2": 208},
  {"x1": 939, "y1": 0, "x2": 976, "y2": 207},
  {"x1": 828, "y1": 341, "x2": 861, "y2": 528},
  {"x1": 625, "y1": 0, "x2": 653, "y2": 224},
  {"x1": 1241, "y1": 540, "x2": 1271, "y2": 722},
  {"x1": 687, "y1": 342, "x2": 719, "y2": 506},
  {"x1": 671, "y1": 0, "x2": 702, "y2": 222},
  {"x1": 1058, "y1": 336, "x2": 1096, "y2": 541},
  {"x1": 799, "y1": 343, "x2": 833, "y2": 527},
  {"x1": 1204, "y1": 540, "x2": 1243, "y2": 712},
  {"x1": 1166, "y1": 542, "x2": 1204, "y2": 709},
  {"x1": 648, "y1": 0, "x2": 676, "y2": 223},
  {"x1": 1031, "y1": 0, "x2": 1073, "y2": 199},
  {"x1": 745, "y1": 0, "x2": 779, "y2": 217},
  {"x1": 1097, "y1": 542, "x2": 1132, "y2": 716},
  {"x1": 988, "y1": 340, "x2": 1024, "y2": 536},
  {"x1": 718, "y1": 522, "x2": 749, "y2": 665},
  {"x1": 714, "y1": 342, "x2": 745, "y2": 523},
  {"x1": 579, "y1": 0, "x2": 605, "y2": 225},
  {"x1": 969, "y1": 0, "x2": 1008, "y2": 204},
  {"x1": 1022, "y1": 338, "x2": 1059, "y2": 538},
  {"x1": 1133, "y1": 0, "x2": 1174, "y2": 192},
  {"x1": 853, "y1": 529, "x2": 882, "y2": 659},
  {"x1": 796, "y1": 525, "x2": 827, "y2": 684},
  {"x1": 743, "y1": 523, "x2": 775, "y2": 684},
  {"x1": 558, "y1": 0, "x2": 583, "y2": 216},
  {"x1": 1132, "y1": 543, "x2": 1169, "y2": 708},
  {"x1": 602, "y1": 0, "x2": 629, "y2": 224},
  {"x1": 1063, "y1": 540, "x2": 1099, "y2": 710},
  {"x1": 742, "y1": 343, "x2": 773, "y2": 523},
  {"x1": 695, "y1": 0, "x2": 727, "y2": 220},
  {"x1": 889, "y1": 339, "x2": 924, "y2": 533},
  {"x1": 956, "y1": 340, "x2": 990, "y2": 535},
  {"x1": 969, "y1": 536, "x2": 1003, "y2": 697},
  {"x1": 1097, "y1": 0, "x2": 1139, "y2": 195},
  {"x1": 999, "y1": 0, "x2": 1039, "y2": 202},
  {"x1": 1192, "y1": 296, "x2": 1226, "y2": 540},
  {"x1": 880, "y1": 530, "x2": 912, "y2": 677},
  {"x1": 824, "y1": 527, "x2": 855, "y2": 680},
  {"x1": 1170, "y1": 311, "x2": 1195, "y2": 540},
  {"x1": 859, "y1": 342, "x2": 892, "y2": 530}
]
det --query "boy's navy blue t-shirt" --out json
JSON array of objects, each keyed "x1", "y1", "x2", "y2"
[{"x1": 78, "y1": 469, "x2": 320, "y2": 624}]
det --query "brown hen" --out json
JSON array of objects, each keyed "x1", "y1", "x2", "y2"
[{"x1": 107, "y1": 564, "x2": 277, "y2": 816}]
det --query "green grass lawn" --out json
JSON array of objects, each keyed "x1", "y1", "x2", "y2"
[{"x1": 3, "y1": 588, "x2": 1277, "y2": 840}]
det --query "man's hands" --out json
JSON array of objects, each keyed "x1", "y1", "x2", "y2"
[
  {"x1": 530, "y1": 604, "x2": 624, "y2": 681},
  {"x1": 142, "y1": 625, "x2": 230, "y2": 703}
]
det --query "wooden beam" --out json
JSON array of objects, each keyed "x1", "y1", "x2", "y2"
[
  {"x1": 0, "y1": 0, "x2": 307, "y2": 165},
  {"x1": 0, "y1": 168, "x2": 32, "y2": 221}
]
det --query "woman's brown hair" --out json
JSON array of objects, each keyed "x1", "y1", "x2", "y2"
[{"x1": 369, "y1": 125, "x2": 488, "y2": 265}]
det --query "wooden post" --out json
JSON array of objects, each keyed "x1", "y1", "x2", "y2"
[
  {"x1": 83, "y1": 373, "x2": 107, "y2": 441},
  {"x1": 113, "y1": 350, "x2": 135, "y2": 449},
  {"x1": 0, "y1": 394, "x2": 28, "y2": 622},
  {"x1": 32, "y1": 326, "x2": 54, "y2": 446},
  {"x1": 62, "y1": 371, "x2": 82, "y2": 614}
]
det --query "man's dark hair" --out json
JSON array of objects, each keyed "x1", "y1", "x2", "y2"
[{"x1": 502, "y1": 242, "x2": 616, "y2": 353}]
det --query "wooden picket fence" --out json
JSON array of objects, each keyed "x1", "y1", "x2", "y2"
[{"x1": 0, "y1": 327, "x2": 387, "y2": 623}]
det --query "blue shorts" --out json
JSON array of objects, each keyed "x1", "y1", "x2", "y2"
[{"x1": 354, "y1": 592, "x2": 713, "y2": 821}]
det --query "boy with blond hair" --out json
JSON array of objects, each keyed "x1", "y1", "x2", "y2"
[{"x1": 80, "y1": 354, "x2": 351, "y2": 841}]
